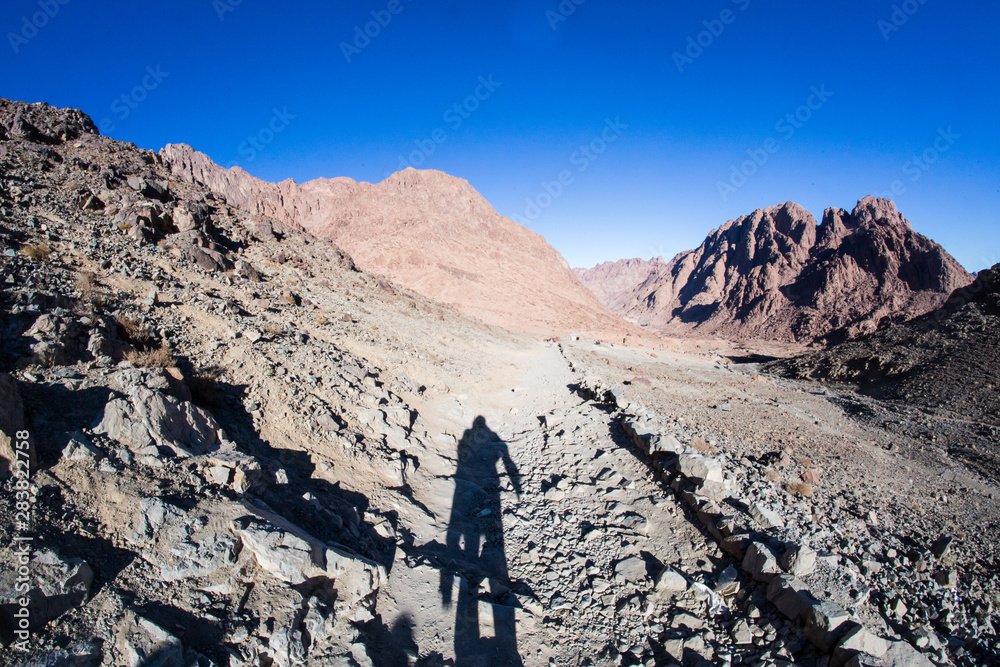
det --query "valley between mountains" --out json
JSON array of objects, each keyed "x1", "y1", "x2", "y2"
[{"x1": 0, "y1": 99, "x2": 997, "y2": 667}]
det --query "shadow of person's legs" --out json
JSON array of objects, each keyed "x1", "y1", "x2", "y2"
[{"x1": 441, "y1": 416, "x2": 523, "y2": 666}]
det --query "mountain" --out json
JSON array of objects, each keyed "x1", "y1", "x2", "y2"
[
  {"x1": 161, "y1": 144, "x2": 632, "y2": 338},
  {"x1": 573, "y1": 257, "x2": 666, "y2": 315},
  {"x1": 579, "y1": 198, "x2": 973, "y2": 343}
]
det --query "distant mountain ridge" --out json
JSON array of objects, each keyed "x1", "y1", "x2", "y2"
[
  {"x1": 576, "y1": 197, "x2": 972, "y2": 343},
  {"x1": 162, "y1": 144, "x2": 634, "y2": 337},
  {"x1": 573, "y1": 258, "x2": 666, "y2": 314}
]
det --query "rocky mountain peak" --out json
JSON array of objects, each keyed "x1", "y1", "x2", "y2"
[{"x1": 579, "y1": 197, "x2": 972, "y2": 342}]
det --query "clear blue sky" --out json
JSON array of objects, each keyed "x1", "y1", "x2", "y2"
[{"x1": 2, "y1": 1, "x2": 998, "y2": 271}]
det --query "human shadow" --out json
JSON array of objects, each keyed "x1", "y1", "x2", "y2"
[{"x1": 439, "y1": 416, "x2": 524, "y2": 667}]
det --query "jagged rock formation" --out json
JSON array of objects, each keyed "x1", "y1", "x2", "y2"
[
  {"x1": 573, "y1": 257, "x2": 666, "y2": 314},
  {"x1": 161, "y1": 144, "x2": 632, "y2": 338},
  {"x1": 580, "y1": 198, "x2": 972, "y2": 343}
]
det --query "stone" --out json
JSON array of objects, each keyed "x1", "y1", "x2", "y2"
[
  {"x1": 200, "y1": 451, "x2": 261, "y2": 493},
  {"x1": 932, "y1": 569, "x2": 957, "y2": 588},
  {"x1": 731, "y1": 618, "x2": 754, "y2": 645},
  {"x1": 171, "y1": 204, "x2": 200, "y2": 232},
  {"x1": 244, "y1": 329, "x2": 262, "y2": 343},
  {"x1": 115, "y1": 612, "x2": 184, "y2": 667},
  {"x1": 767, "y1": 575, "x2": 815, "y2": 623},
  {"x1": 929, "y1": 535, "x2": 953, "y2": 559},
  {"x1": 93, "y1": 384, "x2": 227, "y2": 458},
  {"x1": 720, "y1": 533, "x2": 751, "y2": 560},
  {"x1": 743, "y1": 542, "x2": 782, "y2": 583},
  {"x1": 881, "y1": 640, "x2": 935, "y2": 667},
  {"x1": 835, "y1": 625, "x2": 890, "y2": 664},
  {"x1": 61, "y1": 433, "x2": 103, "y2": 461},
  {"x1": 750, "y1": 503, "x2": 785, "y2": 530},
  {"x1": 781, "y1": 543, "x2": 817, "y2": 578},
  {"x1": 648, "y1": 433, "x2": 683, "y2": 456},
  {"x1": 655, "y1": 567, "x2": 688, "y2": 595},
  {"x1": 676, "y1": 453, "x2": 724, "y2": 483},
  {"x1": 316, "y1": 414, "x2": 341, "y2": 432},
  {"x1": 231, "y1": 510, "x2": 385, "y2": 616},
  {"x1": 0, "y1": 549, "x2": 93, "y2": 630},
  {"x1": 614, "y1": 556, "x2": 648, "y2": 584}
]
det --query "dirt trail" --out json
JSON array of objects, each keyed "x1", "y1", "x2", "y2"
[{"x1": 370, "y1": 343, "x2": 718, "y2": 665}]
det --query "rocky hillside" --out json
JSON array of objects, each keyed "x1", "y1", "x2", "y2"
[
  {"x1": 580, "y1": 198, "x2": 972, "y2": 343},
  {"x1": 2, "y1": 97, "x2": 998, "y2": 667},
  {"x1": 161, "y1": 144, "x2": 632, "y2": 338},
  {"x1": 573, "y1": 257, "x2": 666, "y2": 315},
  {"x1": 769, "y1": 262, "x2": 1000, "y2": 481}
]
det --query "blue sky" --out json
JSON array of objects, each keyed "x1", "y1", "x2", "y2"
[{"x1": 2, "y1": 1, "x2": 998, "y2": 271}]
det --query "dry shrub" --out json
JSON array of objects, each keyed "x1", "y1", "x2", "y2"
[
  {"x1": 690, "y1": 437, "x2": 718, "y2": 455},
  {"x1": 22, "y1": 243, "x2": 50, "y2": 261},
  {"x1": 797, "y1": 457, "x2": 813, "y2": 469},
  {"x1": 315, "y1": 315, "x2": 329, "y2": 326},
  {"x1": 126, "y1": 344, "x2": 174, "y2": 368},
  {"x1": 764, "y1": 467, "x2": 781, "y2": 483},
  {"x1": 115, "y1": 314, "x2": 152, "y2": 346},
  {"x1": 118, "y1": 222, "x2": 133, "y2": 233},
  {"x1": 785, "y1": 482, "x2": 814, "y2": 498},
  {"x1": 264, "y1": 323, "x2": 283, "y2": 335}
]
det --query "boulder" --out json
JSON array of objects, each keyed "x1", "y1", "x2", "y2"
[
  {"x1": 804, "y1": 599, "x2": 853, "y2": 651},
  {"x1": 676, "y1": 453, "x2": 723, "y2": 483},
  {"x1": 766, "y1": 575, "x2": 815, "y2": 623},
  {"x1": 231, "y1": 509, "x2": 385, "y2": 617},
  {"x1": 781, "y1": 543, "x2": 817, "y2": 578},
  {"x1": 743, "y1": 542, "x2": 782, "y2": 583},
  {"x1": 93, "y1": 383, "x2": 229, "y2": 460}
]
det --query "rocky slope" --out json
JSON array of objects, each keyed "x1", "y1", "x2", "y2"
[
  {"x1": 161, "y1": 144, "x2": 632, "y2": 338},
  {"x1": 769, "y1": 262, "x2": 1000, "y2": 483},
  {"x1": 579, "y1": 199, "x2": 972, "y2": 343},
  {"x1": 573, "y1": 257, "x2": 666, "y2": 315},
  {"x1": 1, "y1": 98, "x2": 997, "y2": 667}
]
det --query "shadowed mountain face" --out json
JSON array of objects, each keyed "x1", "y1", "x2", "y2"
[
  {"x1": 161, "y1": 144, "x2": 633, "y2": 338},
  {"x1": 577, "y1": 198, "x2": 972, "y2": 343}
]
